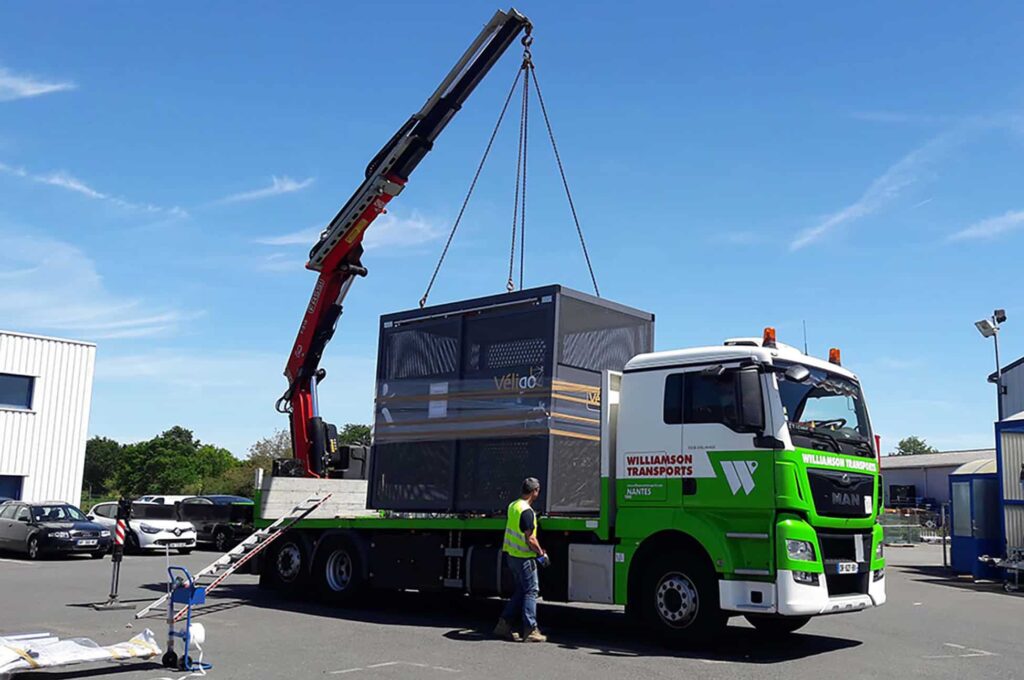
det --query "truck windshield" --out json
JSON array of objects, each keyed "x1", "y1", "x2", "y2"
[{"x1": 777, "y1": 363, "x2": 874, "y2": 458}]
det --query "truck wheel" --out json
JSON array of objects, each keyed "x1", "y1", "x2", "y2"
[
  {"x1": 313, "y1": 536, "x2": 365, "y2": 604},
  {"x1": 744, "y1": 614, "x2": 811, "y2": 636},
  {"x1": 263, "y1": 533, "x2": 310, "y2": 593},
  {"x1": 641, "y1": 550, "x2": 725, "y2": 646}
]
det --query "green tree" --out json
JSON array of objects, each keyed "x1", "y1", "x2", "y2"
[
  {"x1": 246, "y1": 429, "x2": 292, "y2": 473},
  {"x1": 893, "y1": 436, "x2": 937, "y2": 456},
  {"x1": 82, "y1": 436, "x2": 122, "y2": 496},
  {"x1": 338, "y1": 423, "x2": 371, "y2": 446},
  {"x1": 188, "y1": 444, "x2": 239, "y2": 494}
]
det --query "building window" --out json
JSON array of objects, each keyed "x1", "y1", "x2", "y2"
[{"x1": 0, "y1": 373, "x2": 35, "y2": 410}]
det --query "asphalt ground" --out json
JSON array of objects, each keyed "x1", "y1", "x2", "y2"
[{"x1": 0, "y1": 543, "x2": 1021, "y2": 680}]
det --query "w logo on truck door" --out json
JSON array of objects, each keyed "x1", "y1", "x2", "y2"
[{"x1": 720, "y1": 460, "x2": 758, "y2": 495}]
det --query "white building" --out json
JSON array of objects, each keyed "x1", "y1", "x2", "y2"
[
  {"x1": 0, "y1": 331, "x2": 96, "y2": 505},
  {"x1": 880, "y1": 448, "x2": 995, "y2": 506}
]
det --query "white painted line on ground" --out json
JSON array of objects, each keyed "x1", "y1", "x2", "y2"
[
  {"x1": 923, "y1": 642, "x2": 998, "y2": 659},
  {"x1": 330, "y1": 661, "x2": 460, "y2": 675},
  {"x1": 0, "y1": 558, "x2": 31, "y2": 566}
]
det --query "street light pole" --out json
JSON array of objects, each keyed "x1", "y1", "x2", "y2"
[
  {"x1": 994, "y1": 325, "x2": 1004, "y2": 421},
  {"x1": 975, "y1": 309, "x2": 1007, "y2": 422}
]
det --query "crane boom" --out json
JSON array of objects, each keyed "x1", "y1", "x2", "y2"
[{"x1": 281, "y1": 8, "x2": 531, "y2": 477}]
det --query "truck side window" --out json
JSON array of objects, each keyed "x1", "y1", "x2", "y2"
[
  {"x1": 663, "y1": 373, "x2": 684, "y2": 424},
  {"x1": 684, "y1": 373, "x2": 739, "y2": 427}
]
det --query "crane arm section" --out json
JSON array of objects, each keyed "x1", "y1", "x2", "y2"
[{"x1": 282, "y1": 8, "x2": 531, "y2": 477}]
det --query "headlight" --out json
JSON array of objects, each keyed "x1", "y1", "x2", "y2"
[
  {"x1": 139, "y1": 523, "x2": 161, "y2": 534},
  {"x1": 873, "y1": 567, "x2": 885, "y2": 582},
  {"x1": 792, "y1": 570, "x2": 820, "y2": 586},
  {"x1": 786, "y1": 539, "x2": 816, "y2": 561},
  {"x1": 876, "y1": 541, "x2": 883, "y2": 559},
  {"x1": 49, "y1": 531, "x2": 70, "y2": 539},
  {"x1": 100, "y1": 530, "x2": 111, "y2": 537}
]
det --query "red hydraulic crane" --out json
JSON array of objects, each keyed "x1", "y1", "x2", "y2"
[{"x1": 277, "y1": 9, "x2": 532, "y2": 477}]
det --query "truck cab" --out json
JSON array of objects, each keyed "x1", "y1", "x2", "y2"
[{"x1": 614, "y1": 330, "x2": 885, "y2": 638}]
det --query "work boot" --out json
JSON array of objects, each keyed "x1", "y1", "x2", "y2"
[
  {"x1": 522, "y1": 627, "x2": 547, "y2": 643},
  {"x1": 492, "y1": 618, "x2": 516, "y2": 640}
]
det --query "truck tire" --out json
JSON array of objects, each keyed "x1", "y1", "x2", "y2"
[
  {"x1": 262, "y1": 532, "x2": 311, "y2": 593},
  {"x1": 744, "y1": 614, "x2": 811, "y2": 636},
  {"x1": 640, "y1": 550, "x2": 726, "y2": 646},
  {"x1": 313, "y1": 535, "x2": 365, "y2": 604}
]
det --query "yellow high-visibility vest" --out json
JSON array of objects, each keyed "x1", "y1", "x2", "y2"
[{"x1": 503, "y1": 498, "x2": 535, "y2": 558}]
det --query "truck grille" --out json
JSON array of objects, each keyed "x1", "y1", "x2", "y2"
[
  {"x1": 818, "y1": 531, "x2": 871, "y2": 596},
  {"x1": 807, "y1": 469, "x2": 874, "y2": 518}
]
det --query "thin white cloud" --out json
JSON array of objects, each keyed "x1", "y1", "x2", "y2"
[
  {"x1": 0, "y1": 66, "x2": 76, "y2": 102},
  {"x1": 0, "y1": 229, "x2": 194, "y2": 340},
  {"x1": 254, "y1": 212, "x2": 441, "y2": 257},
  {"x1": 362, "y1": 212, "x2": 441, "y2": 251},
  {"x1": 35, "y1": 170, "x2": 106, "y2": 199},
  {"x1": 0, "y1": 161, "x2": 188, "y2": 216},
  {"x1": 254, "y1": 226, "x2": 320, "y2": 246},
  {"x1": 215, "y1": 176, "x2": 314, "y2": 204},
  {"x1": 948, "y1": 209, "x2": 1024, "y2": 242},
  {"x1": 790, "y1": 133, "x2": 955, "y2": 250}
]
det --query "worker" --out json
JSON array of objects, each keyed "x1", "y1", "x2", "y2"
[{"x1": 493, "y1": 477, "x2": 548, "y2": 643}]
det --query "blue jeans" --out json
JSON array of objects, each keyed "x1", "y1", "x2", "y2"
[{"x1": 501, "y1": 554, "x2": 538, "y2": 632}]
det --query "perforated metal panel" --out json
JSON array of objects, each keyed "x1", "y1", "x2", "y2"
[{"x1": 369, "y1": 286, "x2": 653, "y2": 514}]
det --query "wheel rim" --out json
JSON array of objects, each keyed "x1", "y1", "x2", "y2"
[
  {"x1": 215, "y1": 532, "x2": 227, "y2": 551},
  {"x1": 325, "y1": 549, "x2": 353, "y2": 592},
  {"x1": 276, "y1": 542, "x2": 302, "y2": 582},
  {"x1": 655, "y1": 571, "x2": 699, "y2": 628},
  {"x1": 28, "y1": 539, "x2": 38, "y2": 558}
]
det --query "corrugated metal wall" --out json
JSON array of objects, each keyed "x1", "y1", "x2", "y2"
[
  {"x1": 1001, "y1": 431, "x2": 1024, "y2": 548},
  {"x1": 1000, "y1": 364, "x2": 1024, "y2": 419},
  {"x1": 0, "y1": 331, "x2": 96, "y2": 505}
]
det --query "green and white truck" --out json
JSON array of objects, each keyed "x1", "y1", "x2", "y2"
[
  {"x1": 254, "y1": 7, "x2": 885, "y2": 644},
  {"x1": 256, "y1": 327, "x2": 885, "y2": 643}
]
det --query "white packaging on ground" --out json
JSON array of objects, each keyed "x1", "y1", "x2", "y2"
[{"x1": 0, "y1": 628, "x2": 160, "y2": 677}]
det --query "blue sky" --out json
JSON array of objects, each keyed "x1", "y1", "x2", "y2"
[{"x1": 1, "y1": 1, "x2": 1023, "y2": 456}]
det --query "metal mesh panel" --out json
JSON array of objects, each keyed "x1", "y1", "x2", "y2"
[
  {"x1": 558, "y1": 296, "x2": 653, "y2": 373},
  {"x1": 383, "y1": 319, "x2": 460, "y2": 380},
  {"x1": 370, "y1": 441, "x2": 454, "y2": 511},
  {"x1": 455, "y1": 437, "x2": 549, "y2": 513},
  {"x1": 548, "y1": 434, "x2": 601, "y2": 513},
  {"x1": 463, "y1": 307, "x2": 553, "y2": 378}
]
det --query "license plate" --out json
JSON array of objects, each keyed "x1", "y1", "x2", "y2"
[
  {"x1": 837, "y1": 561, "x2": 858, "y2": 574},
  {"x1": 77, "y1": 539, "x2": 98, "y2": 547}
]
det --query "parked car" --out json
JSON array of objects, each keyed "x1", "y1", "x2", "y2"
[
  {"x1": 0, "y1": 501, "x2": 111, "y2": 559},
  {"x1": 135, "y1": 494, "x2": 192, "y2": 505},
  {"x1": 88, "y1": 502, "x2": 196, "y2": 554},
  {"x1": 180, "y1": 495, "x2": 255, "y2": 551}
]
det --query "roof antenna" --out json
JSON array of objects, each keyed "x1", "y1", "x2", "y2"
[{"x1": 802, "y1": 320, "x2": 809, "y2": 354}]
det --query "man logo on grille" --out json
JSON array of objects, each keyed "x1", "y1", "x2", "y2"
[{"x1": 721, "y1": 460, "x2": 758, "y2": 495}]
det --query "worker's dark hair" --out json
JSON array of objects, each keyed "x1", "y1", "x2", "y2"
[{"x1": 522, "y1": 477, "x2": 540, "y2": 494}]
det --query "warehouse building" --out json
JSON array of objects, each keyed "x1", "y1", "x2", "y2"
[
  {"x1": 881, "y1": 448, "x2": 996, "y2": 507},
  {"x1": 0, "y1": 330, "x2": 96, "y2": 505}
]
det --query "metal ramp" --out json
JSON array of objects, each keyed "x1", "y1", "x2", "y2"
[{"x1": 134, "y1": 494, "x2": 332, "y2": 621}]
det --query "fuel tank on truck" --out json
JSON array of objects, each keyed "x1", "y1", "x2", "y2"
[{"x1": 368, "y1": 284, "x2": 654, "y2": 515}]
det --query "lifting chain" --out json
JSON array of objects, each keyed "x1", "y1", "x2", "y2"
[{"x1": 419, "y1": 26, "x2": 600, "y2": 307}]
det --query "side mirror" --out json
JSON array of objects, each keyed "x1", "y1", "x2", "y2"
[
  {"x1": 785, "y1": 365, "x2": 811, "y2": 383},
  {"x1": 18, "y1": 516, "x2": 30, "y2": 523},
  {"x1": 86, "y1": 515, "x2": 95, "y2": 521}
]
